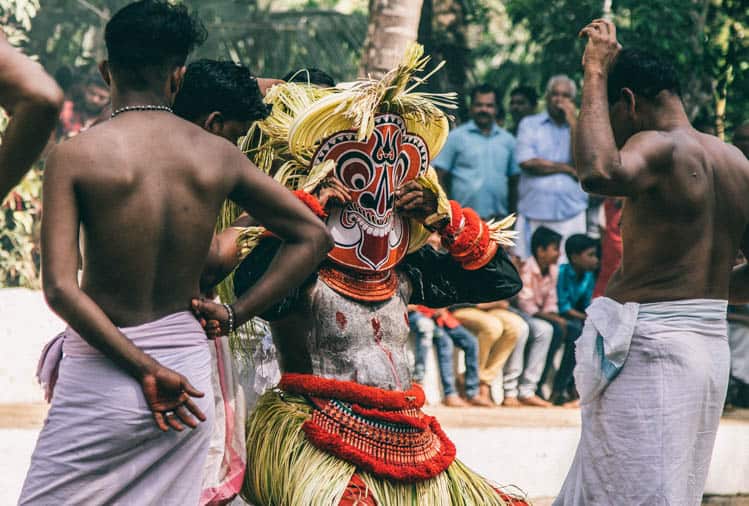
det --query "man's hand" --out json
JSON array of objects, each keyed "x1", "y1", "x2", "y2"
[
  {"x1": 316, "y1": 177, "x2": 351, "y2": 208},
  {"x1": 579, "y1": 19, "x2": 622, "y2": 73},
  {"x1": 394, "y1": 181, "x2": 438, "y2": 222},
  {"x1": 192, "y1": 298, "x2": 238, "y2": 338},
  {"x1": 560, "y1": 97, "x2": 578, "y2": 127},
  {"x1": 140, "y1": 365, "x2": 206, "y2": 432}
]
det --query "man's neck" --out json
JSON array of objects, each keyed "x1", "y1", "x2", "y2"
[
  {"x1": 535, "y1": 258, "x2": 550, "y2": 275},
  {"x1": 649, "y1": 96, "x2": 691, "y2": 132},
  {"x1": 111, "y1": 89, "x2": 171, "y2": 111},
  {"x1": 474, "y1": 120, "x2": 494, "y2": 136},
  {"x1": 572, "y1": 264, "x2": 586, "y2": 278},
  {"x1": 547, "y1": 111, "x2": 566, "y2": 126}
]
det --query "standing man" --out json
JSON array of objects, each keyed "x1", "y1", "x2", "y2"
[
  {"x1": 555, "y1": 20, "x2": 749, "y2": 505},
  {"x1": 433, "y1": 84, "x2": 520, "y2": 220},
  {"x1": 508, "y1": 85, "x2": 538, "y2": 135},
  {"x1": 0, "y1": 32, "x2": 63, "y2": 198},
  {"x1": 20, "y1": 2, "x2": 331, "y2": 504},
  {"x1": 515, "y1": 75, "x2": 588, "y2": 261}
]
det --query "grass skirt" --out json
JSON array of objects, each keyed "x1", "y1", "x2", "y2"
[{"x1": 242, "y1": 389, "x2": 527, "y2": 506}]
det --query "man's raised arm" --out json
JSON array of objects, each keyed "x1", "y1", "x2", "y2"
[
  {"x1": 0, "y1": 33, "x2": 63, "y2": 198},
  {"x1": 575, "y1": 19, "x2": 668, "y2": 197}
]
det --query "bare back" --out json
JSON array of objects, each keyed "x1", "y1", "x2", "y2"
[
  {"x1": 607, "y1": 128, "x2": 749, "y2": 303},
  {"x1": 55, "y1": 112, "x2": 236, "y2": 326}
]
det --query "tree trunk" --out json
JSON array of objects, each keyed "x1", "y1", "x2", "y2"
[{"x1": 359, "y1": 0, "x2": 424, "y2": 78}]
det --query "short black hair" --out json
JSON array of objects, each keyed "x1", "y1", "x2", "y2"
[
  {"x1": 470, "y1": 84, "x2": 498, "y2": 104},
  {"x1": 510, "y1": 85, "x2": 538, "y2": 107},
  {"x1": 173, "y1": 59, "x2": 270, "y2": 123},
  {"x1": 608, "y1": 48, "x2": 681, "y2": 104},
  {"x1": 282, "y1": 68, "x2": 336, "y2": 87},
  {"x1": 531, "y1": 226, "x2": 562, "y2": 255},
  {"x1": 565, "y1": 233, "x2": 598, "y2": 259},
  {"x1": 105, "y1": 0, "x2": 207, "y2": 90}
]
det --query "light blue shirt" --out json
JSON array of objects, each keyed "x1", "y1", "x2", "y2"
[
  {"x1": 515, "y1": 112, "x2": 588, "y2": 221},
  {"x1": 432, "y1": 120, "x2": 519, "y2": 219}
]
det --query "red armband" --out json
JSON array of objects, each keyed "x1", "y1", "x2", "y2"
[
  {"x1": 293, "y1": 190, "x2": 327, "y2": 219},
  {"x1": 439, "y1": 201, "x2": 498, "y2": 270}
]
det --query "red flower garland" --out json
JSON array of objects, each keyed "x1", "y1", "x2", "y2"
[
  {"x1": 279, "y1": 373, "x2": 425, "y2": 409},
  {"x1": 293, "y1": 190, "x2": 328, "y2": 219},
  {"x1": 302, "y1": 414, "x2": 456, "y2": 483}
]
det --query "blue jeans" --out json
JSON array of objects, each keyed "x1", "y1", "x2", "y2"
[{"x1": 409, "y1": 312, "x2": 480, "y2": 398}]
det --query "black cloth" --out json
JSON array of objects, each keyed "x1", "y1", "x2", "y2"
[{"x1": 233, "y1": 240, "x2": 522, "y2": 321}]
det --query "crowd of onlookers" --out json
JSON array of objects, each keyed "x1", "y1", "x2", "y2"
[{"x1": 411, "y1": 77, "x2": 749, "y2": 409}]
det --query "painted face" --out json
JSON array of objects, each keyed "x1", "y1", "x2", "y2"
[{"x1": 312, "y1": 114, "x2": 429, "y2": 271}]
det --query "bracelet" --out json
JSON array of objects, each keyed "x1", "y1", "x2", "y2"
[{"x1": 222, "y1": 303, "x2": 235, "y2": 334}]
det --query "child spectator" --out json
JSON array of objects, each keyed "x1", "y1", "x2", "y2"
[
  {"x1": 551, "y1": 233, "x2": 599, "y2": 406},
  {"x1": 408, "y1": 305, "x2": 482, "y2": 407},
  {"x1": 517, "y1": 226, "x2": 573, "y2": 404}
]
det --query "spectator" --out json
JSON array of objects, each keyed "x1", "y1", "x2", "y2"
[
  {"x1": 495, "y1": 99, "x2": 507, "y2": 128},
  {"x1": 515, "y1": 75, "x2": 588, "y2": 262},
  {"x1": 733, "y1": 121, "x2": 749, "y2": 158},
  {"x1": 516, "y1": 227, "x2": 573, "y2": 401},
  {"x1": 501, "y1": 296, "x2": 554, "y2": 407},
  {"x1": 433, "y1": 84, "x2": 520, "y2": 219},
  {"x1": 451, "y1": 300, "x2": 528, "y2": 406},
  {"x1": 508, "y1": 85, "x2": 538, "y2": 135},
  {"x1": 551, "y1": 234, "x2": 598, "y2": 406},
  {"x1": 58, "y1": 72, "x2": 110, "y2": 138},
  {"x1": 408, "y1": 305, "x2": 481, "y2": 407}
]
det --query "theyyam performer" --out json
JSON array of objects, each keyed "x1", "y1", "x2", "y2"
[{"x1": 193, "y1": 46, "x2": 530, "y2": 505}]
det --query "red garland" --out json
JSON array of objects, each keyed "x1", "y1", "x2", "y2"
[
  {"x1": 349, "y1": 403, "x2": 431, "y2": 430},
  {"x1": 463, "y1": 241, "x2": 498, "y2": 270},
  {"x1": 456, "y1": 219, "x2": 490, "y2": 263},
  {"x1": 301, "y1": 415, "x2": 456, "y2": 483},
  {"x1": 280, "y1": 373, "x2": 425, "y2": 410},
  {"x1": 293, "y1": 190, "x2": 328, "y2": 219}
]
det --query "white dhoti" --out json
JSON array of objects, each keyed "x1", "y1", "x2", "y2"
[
  {"x1": 554, "y1": 298, "x2": 729, "y2": 506},
  {"x1": 20, "y1": 311, "x2": 215, "y2": 506}
]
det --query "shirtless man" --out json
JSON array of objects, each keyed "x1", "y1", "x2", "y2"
[
  {"x1": 20, "y1": 2, "x2": 330, "y2": 504},
  {"x1": 0, "y1": 32, "x2": 63, "y2": 198},
  {"x1": 554, "y1": 20, "x2": 749, "y2": 505}
]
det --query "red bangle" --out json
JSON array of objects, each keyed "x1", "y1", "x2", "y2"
[{"x1": 293, "y1": 190, "x2": 327, "y2": 218}]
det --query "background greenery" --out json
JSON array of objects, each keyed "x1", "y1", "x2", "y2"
[{"x1": 1, "y1": 0, "x2": 748, "y2": 287}]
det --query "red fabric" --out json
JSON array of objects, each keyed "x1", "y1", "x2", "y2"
[
  {"x1": 413, "y1": 305, "x2": 461, "y2": 329},
  {"x1": 338, "y1": 475, "x2": 377, "y2": 506},
  {"x1": 593, "y1": 198, "x2": 623, "y2": 298},
  {"x1": 492, "y1": 487, "x2": 530, "y2": 506},
  {"x1": 280, "y1": 373, "x2": 425, "y2": 410},
  {"x1": 293, "y1": 190, "x2": 328, "y2": 218}
]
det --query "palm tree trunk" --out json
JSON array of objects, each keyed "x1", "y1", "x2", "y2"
[{"x1": 359, "y1": 0, "x2": 424, "y2": 78}]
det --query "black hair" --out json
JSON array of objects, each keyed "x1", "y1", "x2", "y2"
[
  {"x1": 469, "y1": 84, "x2": 498, "y2": 104},
  {"x1": 54, "y1": 66, "x2": 75, "y2": 93},
  {"x1": 173, "y1": 59, "x2": 270, "y2": 123},
  {"x1": 105, "y1": 0, "x2": 207, "y2": 90},
  {"x1": 510, "y1": 85, "x2": 538, "y2": 107},
  {"x1": 282, "y1": 68, "x2": 336, "y2": 87},
  {"x1": 564, "y1": 233, "x2": 598, "y2": 259},
  {"x1": 608, "y1": 48, "x2": 681, "y2": 105},
  {"x1": 85, "y1": 72, "x2": 107, "y2": 89},
  {"x1": 531, "y1": 226, "x2": 562, "y2": 255}
]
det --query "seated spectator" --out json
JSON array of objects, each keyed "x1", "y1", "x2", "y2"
[
  {"x1": 58, "y1": 72, "x2": 110, "y2": 139},
  {"x1": 550, "y1": 234, "x2": 599, "y2": 407},
  {"x1": 516, "y1": 227, "x2": 574, "y2": 401},
  {"x1": 452, "y1": 300, "x2": 528, "y2": 406},
  {"x1": 727, "y1": 252, "x2": 749, "y2": 408},
  {"x1": 408, "y1": 305, "x2": 481, "y2": 407}
]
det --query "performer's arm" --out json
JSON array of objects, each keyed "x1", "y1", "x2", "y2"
[
  {"x1": 42, "y1": 144, "x2": 206, "y2": 432},
  {"x1": 0, "y1": 33, "x2": 63, "y2": 198},
  {"x1": 193, "y1": 147, "x2": 333, "y2": 330},
  {"x1": 575, "y1": 20, "x2": 671, "y2": 197}
]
